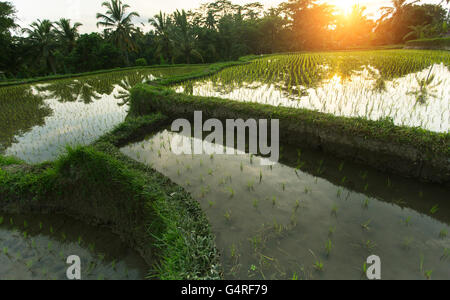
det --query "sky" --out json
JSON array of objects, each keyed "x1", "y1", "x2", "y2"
[{"x1": 11, "y1": 0, "x2": 449, "y2": 34}]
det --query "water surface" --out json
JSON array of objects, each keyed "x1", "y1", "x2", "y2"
[
  {"x1": 121, "y1": 130, "x2": 450, "y2": 280},
  {"x1": 0, "y1": 214, "x2": 148, "y2": 280}
]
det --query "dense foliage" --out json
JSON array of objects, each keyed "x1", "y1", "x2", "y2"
[{"x1": 0, "y1": 0, "x2": 449, "y2": 78}]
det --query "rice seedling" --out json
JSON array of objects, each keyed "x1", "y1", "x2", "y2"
[
  {"x1": 224, "y1": 211, "x2": 232, "y2": 222},
  {"x1": 430, "y1": 205, "x2": 439, "y2": 214},
  {"x1": 361, "y1": 220, "x2": 372, "y2": 232},
  {"x1": 363, "y1": 183, "x2": 369, "y2": 192},
  {"x1": 26, "y1": 260, "x2": 33, "y2": 270},
  {"x1": 363, "y1": 240, "x2": 377, "y2": 251},
  {"x1": 362, "y1": 198, "x2": 370, "y2": 209},
  {"x1": 253, "y1": 199, "x2": 259, "y2": 209},
  {"x1": 360, "y1": 171, "x2": 368, "y2": 180},
  {"x1": 402, "y1": 237, "x2": 414, "y2": 250},
  {"x1": 230, "y1": 244, "x2": 238, "y2": 260},
  {"x1": 0, "y1": 216, "x2": 3, "y2": 225},
  {"x1": 325, "y1": 239, "x2": 333, "y2": 257},
  {"x1": 424, "y1": 270, "x2": 433, "y2": 280},
  {"x1": 247, "y1": 181, "x2": 255, "y2": 191},
  {"x1": 331, "y1": 204, "x2": 338, "y2": 216},
  {"x1": 362, "y1": 261, "x2": 368, "y2": 275},
  {"x1": 439, "y1": 229, "x2": 447, "y2": 239},
  {"x1": 294, "y1": 199, "x2": 300, "y2": 212},
  {"x1": 228, "y1": 187, "x2": 235, "y2": 198},
  {"x1": 402, "y1": 216, "x2": 412, "y2": 227},
  {"x1": 419, "y1": 253, "x2": 425, "y2": 273},
  {"x1": 313, "y1": 260, "x2": 324, "y2": 272},
  {"x1": 441, "y1": 248, "x2": 449, "y2": 261},
  {"x1": 328, "y1": 226, "x2": 335, "y2": 237}
]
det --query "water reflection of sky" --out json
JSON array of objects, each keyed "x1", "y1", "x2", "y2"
[{"x1": 176, "y1": 64, "x2": 450, "y2": 133}]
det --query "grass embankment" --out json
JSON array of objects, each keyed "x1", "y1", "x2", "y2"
[
  {"x1": 405, "y1": 37, "x2": 450, "y2": 50},
  {"x1": 0, "y1": 113, "x2": 221, "y2": 280},
  {"x1": 0, "y1": 64, "x2": 209, "y2": 88},
  {"x1": 128, "y1": 84, "x2": 449, "y2": 184},
  {"x1": 0, "y1": 55, "x2": 259, "y2": 88}
]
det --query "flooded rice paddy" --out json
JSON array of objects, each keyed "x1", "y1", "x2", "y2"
[
  {"x1": 121, "y1": 130, "x2": 450, "y2": 280},
  {"x1": 175, "y1": 51, "x2": 450, "y2": 133},
  {"x1": 0, "y1": 66, "x2": 206, "y2": 163},
  {"x1": 0, "y1": 214, "x2": 148, "y2": 280}
]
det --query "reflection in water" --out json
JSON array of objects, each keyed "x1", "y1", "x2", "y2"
[
  {"x1": 0, "y1": 66, "x2": 206, "y2": 163},
  {"x1": 175, "y1": 52, "x2": 450, "y2": 133},
  {"x1": 0, "y1": 86, "x2": 52, "y2": 152},
  {"x1": 121, "y1": 130, "x2": 450, "y2": 280},
  {"x1": 0, "y1": 214, "x2": 147, "y2": 280}
]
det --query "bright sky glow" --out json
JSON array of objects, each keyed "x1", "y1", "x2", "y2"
[{"x1": 11, "y1": 0, "x2": 448, "y2": 34}]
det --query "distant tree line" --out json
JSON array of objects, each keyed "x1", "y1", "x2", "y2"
[{"x1": 0, "y1": 0, "x2": 448, "y2": 78}]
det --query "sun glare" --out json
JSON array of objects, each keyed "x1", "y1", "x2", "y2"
[{"x1": 328, "y1": 0, "x2": 358, "y2": 15}]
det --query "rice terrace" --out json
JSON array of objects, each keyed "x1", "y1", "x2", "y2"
[{"x1": 0, "y1": 0, "x2": 449, "y2": 283}]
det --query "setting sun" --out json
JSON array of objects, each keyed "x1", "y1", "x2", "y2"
[{"x1": 327, "y1": 0, "x2": 360, "y2": 15}]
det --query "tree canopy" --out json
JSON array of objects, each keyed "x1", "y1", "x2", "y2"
[{"x1": 1, "y1": 0, "x2": 449, "y2": 78}]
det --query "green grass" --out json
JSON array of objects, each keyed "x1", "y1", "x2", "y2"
[{"x1": 0, "y1": 64, "x2": 209, "y2": 88}]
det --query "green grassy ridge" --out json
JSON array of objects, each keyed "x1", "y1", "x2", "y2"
[
  {"x1": 0, "y1": 114, "x2": 221, "y2": 280},
  {"x1": 0, "y1": 64, "x2": 209, "y2": 88},
  {"x1": 129, "y1": 84, "x2": 449, "y2": 158},
  {"x1": 0, "y1": 54, "x2": 262, "y2": 88},
  {"x1": 406, "y1": 37, "x2": 450, "y2": 49},
  {"x1": 155, "y1": 60, "x2": 252, "y2": 86}
]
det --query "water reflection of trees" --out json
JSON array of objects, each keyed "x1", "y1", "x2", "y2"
[
  {"x1": 0, "y1": 71, "x2": 154, "y2": 152},
  {"x1": 0, "y1": 86, "x2": 52, "y2": 151},
  {"x1": 34, "y1": 71, "x2": 154, "y2": 104}
]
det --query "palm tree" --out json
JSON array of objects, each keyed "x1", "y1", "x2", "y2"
[
  {"x1": 22, "y1": 19, "x2": 57, "y2": 74},
  {"x1": 54, "y1": 18, "x2": 82, "y2": 54},
  {"x1": 171, "y1": 10, "x2": 203, "y2": 64},
  {"x1": 96, "y1": 0, "x2": 140, "y2": 66},
  {"x1": 149, "y1": 11, "x2": 174, "y2": 63},
  {"x1": 380, "y1": 0, "x2": 420, "y2": 22},
  {"x1": 403, "y1": 23, "x2": 432, "y2": 40}
]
